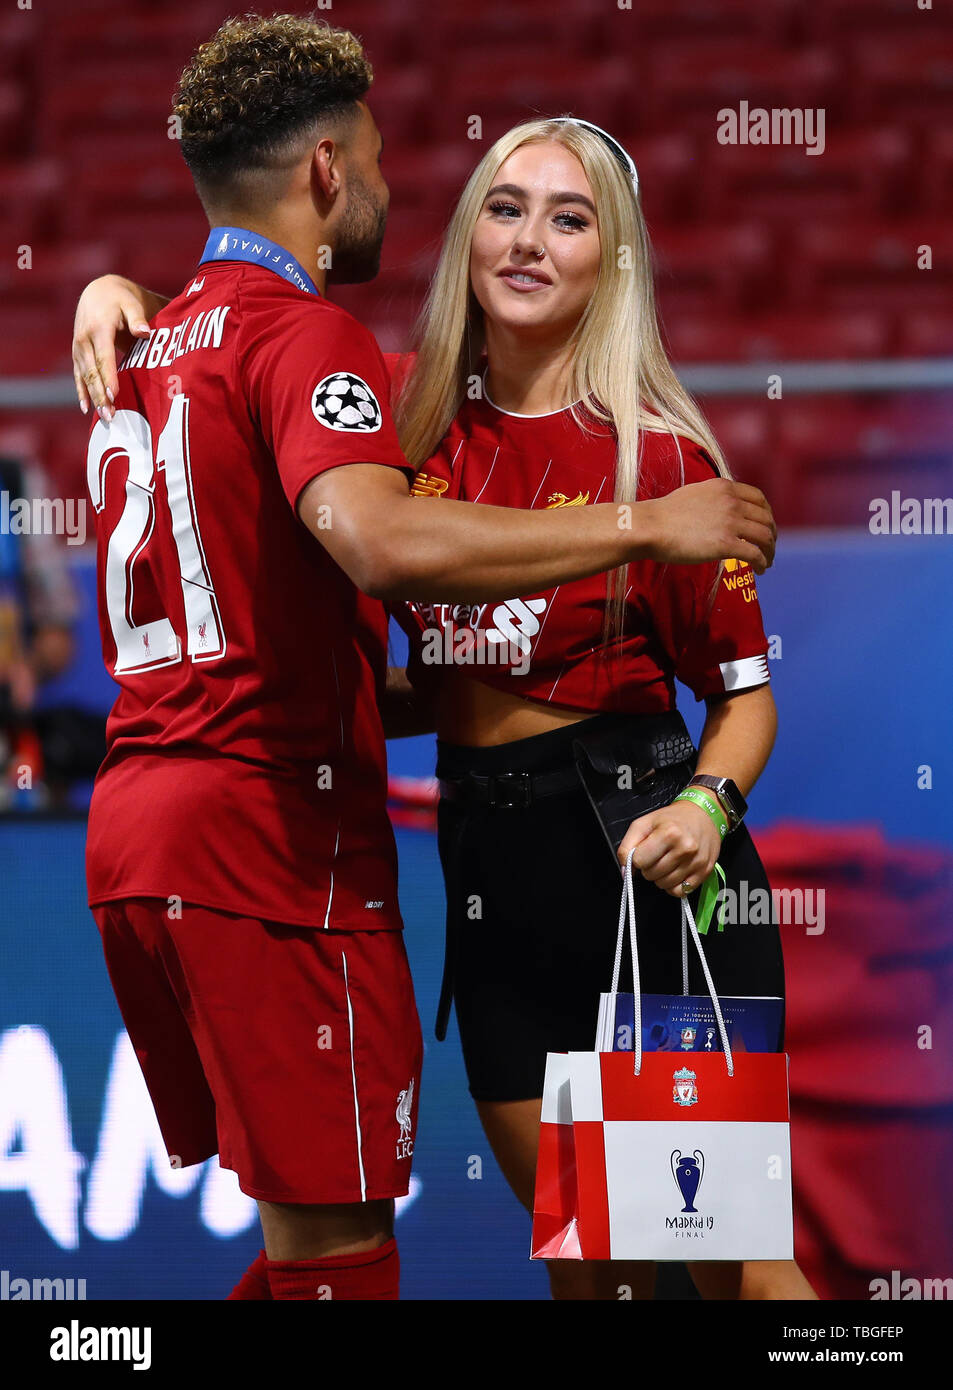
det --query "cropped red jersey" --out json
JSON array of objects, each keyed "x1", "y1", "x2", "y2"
[
  {"x1": 390, "y1": 384, "x2": 771, "y2": 714},
  {"x1": 85, "y1": 260, "x2": 415, "y2": 929}
]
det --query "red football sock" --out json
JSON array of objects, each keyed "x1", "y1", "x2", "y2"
[
  {"x1": 226, "y1": 1249, "x2": 272, "y2": 1300},
  {"x1": 265, "y1": 1237, "x2": 400, "y2": 1301}
]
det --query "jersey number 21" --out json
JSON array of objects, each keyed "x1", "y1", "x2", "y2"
[{"x1": 87, "y1": 396, "x2": 225, "y2": 675}]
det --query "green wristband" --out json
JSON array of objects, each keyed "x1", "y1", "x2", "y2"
[{"x1": 672, "y1": 787, "x2": 728, "y2": 840}]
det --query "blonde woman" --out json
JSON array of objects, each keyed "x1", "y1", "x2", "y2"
[
  {"x1": 389, "y1": 116, "x2": 813, "y2": 1302},
  {"x1": 72, "y1": 116, "x2": 811, "y2": 1301}
]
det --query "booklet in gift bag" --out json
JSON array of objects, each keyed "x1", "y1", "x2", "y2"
[
  {"x1": 596, "y1": 992, "x2": 784, "y2": 1055},
  {"x1": 595, "y1": 857, "x2": 783, "y2": 1054}
]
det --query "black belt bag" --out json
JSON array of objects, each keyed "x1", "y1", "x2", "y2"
[
  {"x1": 434, "y1": 710, "x2": 699, "y2": 1039},
  {"x1": 437, "y1": 710, "x2": 696, "y2": 816},
  {"x1": 570, "y1": 710, "x2": 700, "y2": 860}
]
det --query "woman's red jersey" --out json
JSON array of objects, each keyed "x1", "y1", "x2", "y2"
[{"x1": 391, "y1": 382, "x2": 771, "y2": 714}]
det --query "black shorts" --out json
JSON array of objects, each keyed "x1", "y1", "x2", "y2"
[{"x1": 435, "y1": 711, "x2": 786, "y2": 1102}]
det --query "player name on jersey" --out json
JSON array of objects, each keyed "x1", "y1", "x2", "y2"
[{"x1": 119, "y1": 305, "x2": 231, "y2": 372}]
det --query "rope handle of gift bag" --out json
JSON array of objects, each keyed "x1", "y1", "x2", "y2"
[{"x1": 611, "y1": 848, "x2": 734, "y2": 1078}]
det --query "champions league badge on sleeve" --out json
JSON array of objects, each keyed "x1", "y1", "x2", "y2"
[{"x1": 311, "y1": 372, "x2": 383, "y2": 432}]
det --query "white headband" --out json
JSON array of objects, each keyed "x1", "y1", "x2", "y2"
[{"x1": 551, "y1": 116, "x2": 639, "y2": 194}]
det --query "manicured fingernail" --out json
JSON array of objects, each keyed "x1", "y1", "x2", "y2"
[
  {"x1": 136, "y1": 323, "x2": 149, "y2": 334},
  {"x1": 106, "y1": 387, "x2": 114, "y2": 402},
  {"x1": 79, "y1": 399, "x2": 88, "y2": 415},
  {"x1": 97, "y1": 406, "x2": 110, "y2": 424}
]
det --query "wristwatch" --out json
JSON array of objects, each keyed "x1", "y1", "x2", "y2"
[{"x1": 687, "y1": 775, "x2": 747, "y2": 833}]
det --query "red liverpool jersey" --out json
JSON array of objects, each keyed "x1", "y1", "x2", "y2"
[
  {"x1": 85, "y1": 260, "x2": 414, "y2": 929},
  {"x1": 392, "y1": 386, "x2": 771, "y2": 714}
]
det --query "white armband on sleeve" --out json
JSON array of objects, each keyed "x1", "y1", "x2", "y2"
[{"x1": 719, "y1": 653, "x2": 770, "y2": 691}]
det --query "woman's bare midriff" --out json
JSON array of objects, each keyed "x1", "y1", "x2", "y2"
[{"x1": 432, "y1": 663, "x2": 593, "y2": 747}]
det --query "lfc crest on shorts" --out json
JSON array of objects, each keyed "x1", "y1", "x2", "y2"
[
  {"x1": 395, "y1": 1078, "x2": 415, "y2": 1159},
  {"x1": 673, "y1": 1066, "x2": 698, "y2": 1107}
]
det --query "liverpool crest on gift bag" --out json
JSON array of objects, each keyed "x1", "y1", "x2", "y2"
[
  {"x1": 532, "y1": 851, "x2": 794, "y2": 1263},
  {"x1": 673, "y1": 1066, "x2": 698, "y2": 1106}
]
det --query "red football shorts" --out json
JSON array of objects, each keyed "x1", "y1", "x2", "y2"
[{"x1": 91, "y1": 897, "x2": 423, "y2": 1204}]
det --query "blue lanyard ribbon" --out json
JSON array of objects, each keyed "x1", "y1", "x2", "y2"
[{"x1": 199, "y1": 226, "x2": 320, "y2": 296}]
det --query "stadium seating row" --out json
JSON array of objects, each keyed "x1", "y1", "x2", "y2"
[{"x1": 2, "y1": 0, "x2": 950, "y2": 517}]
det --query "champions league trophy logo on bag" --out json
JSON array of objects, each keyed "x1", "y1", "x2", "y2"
[{"x1": 671, "y1": 1150, "x2": 705, "y2": 1213}]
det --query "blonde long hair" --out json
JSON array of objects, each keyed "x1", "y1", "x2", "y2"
[{"x1": 393, "y1": 117, "x2": 731, "y2": 646}]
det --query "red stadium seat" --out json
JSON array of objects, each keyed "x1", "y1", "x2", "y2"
[
  {"x1": 920, "y1": 125, "x2": 953, "y2": 212},
  {"x1": 696, "y1": 394, "x2": 773, "y2": 465},
  {"x1": 0, "y1": 242, "x2": 116, "y2": 313},
  {"x1": 40, "y1": 4, "x2": 228, "y2": 64},
  {"x1": 0, "y1": 308, "x2": 69, "y2": 374},
  {"x1": 378, "y1": 144, "x2": 478, "y2": 220},
  {"x1": 0, "y1": 160, "x2": 62, "y2": 243},
  {"x1": 805, "y1": 0, "x2": 953, "y2": 40},
  {"x1": 363, "y1": 68, "x2": 439, "y2": 146},
  {"x1": 0, "y1": 12, "x2": 35, "y2": 80},
  {"x1": 789, "y1": 218, "x2": 953, "y2": 310},
  {"x1": 663, "y1": 309, "x2": 891, "y2": 364},
  {"x1": 439, "y1": 55, "x2": 635, "y2": 139},
  {"x1": 693, "y1": 397, "x2": 802, "y2": 523},
  {"x1": 651, "y1": 222, "x2": 774, "y2": 311},
  {"x1": 378, "y1": 204, "x2": 445, "y2": 270},
  {"x1": 847, "y1": 35, "x2": 953, "y2": 121},
  {"x1": 643, "y1": 40, "x2": 844, "y2": 133},
  {"x1": 426, "y1": 3, "x2": 605, "y2": 62},
  {"x1": 0, "y1": 78, "x2": 30, "y2": 151},
  {"x1": 39, "y1": 65, "x2": 178, "y2": 147},
  {"x1": 776, "y1": 395, "x2": 953, "y2": 525},
  {"x1": 626, "y1": 132, "x2": 701, "y2": 222},
  {"x1": 897, "y1": 310, "x2": 953, "y2": 358},
  {"x1": 102, "y1": 207, "x2": 211, "y2": 289},
  {"x1": 70, "y1": 156, "x2": 196, "y2": 240},
  {"x1": 332, "y1": 283, "x2": 428, "y2": 355},
  {"x1": 603, "y1": 0, "x2": 796, "y2": 44},
  {"x1": 700, "y1": 127, "x2": 914, "y2": 223},
  {"x1": 1, "y1": 0, "x2": 946, "y2": 531}
]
